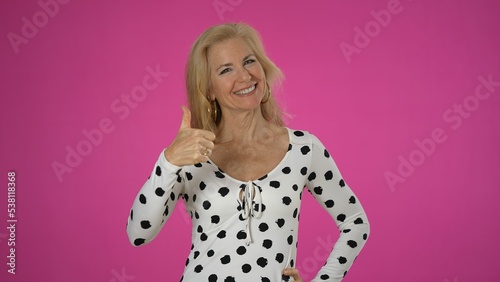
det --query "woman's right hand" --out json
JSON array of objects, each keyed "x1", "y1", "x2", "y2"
[{"x1": 163, "y1": 106, "x2": 216, "y2": 167}]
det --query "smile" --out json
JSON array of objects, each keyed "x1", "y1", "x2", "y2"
[{"x1": 234, "y1": 84, "x2": 256, "y2": 95}]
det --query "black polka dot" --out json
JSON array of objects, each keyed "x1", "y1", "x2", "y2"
[
  {"x1": 194, "y1": 264, "x2": 203, "y2": 273},
  {"x1": 258, "y1": 174, "x2": 268, "y2": 181},
  {"x1": 207, "y1": 250, "x2": 215, "y2": 257},
  {"x1": 220, "y1": 255, "x2": 231, "y2": 264},
  {"x1": 282, "y1": 274, "x2": 290, "y2": 282},
  {"x1": 218, "y1": 187, "x2": 229, "y2": 197},
  {"x1": 257, "y1": 257, "x2": 268, "y2": 267},
  {"x1": 287, "y1": 235, "x2": 293, "y2": 245},
  {"x1": 217, "y1": 230, "x2": 226, "y2": 239},
  {"x1": 192, "y1": 194, "x2": 197, "y2": 202},
  {"x1": 292, "y1": 184, "x2": 299, "y2": 191},
  {"x1": 363, "y1": 233, "x2": 368, "y2": 240},
  {"x1": 324, "y1": 170, "x2": 333, "y2": 180},
  {"x1": 241, "y1": 263, "x2": 251, "y2": 273},
  {"x1": 338, "y1": 256, "x2": 347, "y2": 264},
  {"x1": 275, "y1": 253, "x2": 284, "y2": 263},
  {"x1": 293, "y1": 208, "x2": 298, "y2": 218},
  {"x1": 185, "y1": 172, "x2": 193, "y2": 181},
  {"x1": 324, "y1": 149, "x2": 330, "y2": 158},
  {"x1": 133, "y1": 238, "x2": 145, "y2": 246},
  {"x1": 325, "y1": 200, "x2": 335, "y2": 208},
  {"x1": 203, "y1": 200, "x2": 211, "y2": 210},
  {"x1": 197, "y1": 225, "x2": 203, "y2": 233},
  {"x1": 288, "y1": 144, "x2": 292, "y2": 151},
  {"x1": 254, "y1": 203, "x2": 266, "y2": 212},
  {"x1": 282, "y1": 196, "x2": 292, "y2": 205},
  {"x1": 300, "y1": 167, "x2": 308, "y2": 175},
  {"x1": 294, "y1": 131, "x2": 304, "y2": 136},
  {"x1": 337, "y1": 214, "x2": 346, "y2": 222},
  {"x1": 236, "y1": 246, "x2": 246, "y2": 255},
  {"x1": 130, "y1": 209, "x2": 133, "y2": 220},
  {"x1": 308, "y1": 172, "x2": 316, "y2": 181},
  {"x1": 140, "y1": 220, "x2": 151, "y2": 229},
  {"x1": 194, "y1": 211, "x2": 199, "y2": 219},
  {"x1": 313, "y1": 186, "x2": 323, "y2": 195},
  {"x1": 354, "y1": 218, "x2": 364, "y2": 224},
  {"x1": 170, "y1": 192, "x2": 176, "y2": 200},
  {"x1": 237, "y1": 230, "x2": 247, "y2": 240},
  {"x1": 339, "y1": 179, "x2": 345, "y2": 187},
  {"x1": 270, "y1": 181, "x2": 280, "y2": 188},
  {"x1": 259, "y1": 223, "x2": 269, "y2": 232},
  {"x1": 343, "y1": 229, "x2": 351, "y2": 233},
  {"x1": 208, "y1": 274, "x2": 217, "y2": 282},
  {"x1": 193, "y1": 251, "x2": 200, "y2": 259},
  {"x1": 199, "y1": 181, "x2": 206, "y2": 190},
  {"x1": 194, "y1": 163, "x2": 202, "y2": 167},
  {"x1": 200, "y1": 233, "x2": 208, "y2": 241},
  {"x1": 155, "y1": 187, "x2": 165, "y2": 197},
  {"x1": 275, "y1": 218, "x2": 285, "y2": 228},
  {"x1": 155, "y1": 166, "x2": 161, "y2": 176},
  {"x1": 211, "y1": 215, "x2": 220, "y2": 224},
  {"x1": 343, "y1": 271, "x2": 348, "y2": 277},
  {"x1": 262, "y1": 239, "x2": 273, "y2": 249},
  {"x1": 224, "y1": 277, "x2": 235, "y2": 282},
  {"x1": 290, "y1": 259, "x2": 295, "y2": 267},
  {"x1": 320, "y1": 274, "x2": 330, "y2": 280},
  {"x1": 301, "y1": 146, "x2": 311, "y2": 155},
  {"x1": 261, "y1": 277, "x2": 270, "y2": 282},
  {"x1": 183, "y1": 194, "x2": 189, "y2": 202},
  {"x1": 347, "y1": 240, "x2": 358, "y2": 248},
  {"x1": 139, "y1": 194, "x2": 146, "y2": 204},
  {"x1": 349, "y1": 196, "x2": 356, "y2": 204},
  {"x1": 185, "y1": 258, "x2": 189, "y2": 266},
  {"x1": 282, "y1": 167, "x2": 291, "y2": 174},
  {"x1": 215, "y1": 171, "x2": 225, "y2": 178}
]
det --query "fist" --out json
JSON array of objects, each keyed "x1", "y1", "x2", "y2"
[{"x1": 164, "y1": 106, "x2": 216, "y2": 166}]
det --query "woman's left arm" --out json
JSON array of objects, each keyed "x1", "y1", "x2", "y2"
[{"x1": 305, "y1": 134, "x2": 370, "y2": 282}]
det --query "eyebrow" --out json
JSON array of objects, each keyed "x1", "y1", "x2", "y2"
[{"x1": 215, "y1": 54, "x2": 255, "y2": 72}]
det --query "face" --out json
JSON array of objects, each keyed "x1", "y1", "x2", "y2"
[{"x1": 207, "y1": 37, "x2": 266, "y2": 115}]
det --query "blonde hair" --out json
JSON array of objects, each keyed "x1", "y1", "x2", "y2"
[{"x1": 186, "y1": 22, "x2": 285, "y2": 132}]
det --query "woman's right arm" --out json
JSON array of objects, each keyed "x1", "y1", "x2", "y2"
[
  {"x1": 126, "y1": 151, "x2": 184, "y2": 247},
  {"x1": 126, "y1": 106, "x2": 215, "y2": 247}
]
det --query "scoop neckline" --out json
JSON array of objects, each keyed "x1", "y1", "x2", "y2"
[{"x1": 206, "y1": 127, "x2": 293, "y2": 183}]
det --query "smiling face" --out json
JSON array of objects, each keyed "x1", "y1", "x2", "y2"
[{"x1": 207, "y1": 37, "x2": 266, "y2": 116}]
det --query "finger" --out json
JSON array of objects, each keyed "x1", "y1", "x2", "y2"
[
  {"x1": 283, "y1": 268, "x2": 302, "y2": 281},
  {"x1": 198, "y1": 138, "x2": 215, "y2": 150},
  {"x1": 180, "y1": 105, "x2": 192, "y2": 130}
]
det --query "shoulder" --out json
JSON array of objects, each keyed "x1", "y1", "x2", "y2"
[{"x1": 286, "y1": 127, "x2": 323, "y2": 146}]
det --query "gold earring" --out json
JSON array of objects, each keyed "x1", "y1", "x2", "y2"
[
  {"x1": 208, "y1": 99, "x2": 218, "y2": 122},
  {"x1": 261, "y1": 82, "x2": 271, "y2": 104}
]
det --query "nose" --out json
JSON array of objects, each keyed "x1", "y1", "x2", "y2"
[{"x1": 236, "y1": 67, "x2": 251, "y2": 82}]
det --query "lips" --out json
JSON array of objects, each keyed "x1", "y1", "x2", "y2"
[{"x1": 233, "y1": 84, "x2": 256, "y2": 95}]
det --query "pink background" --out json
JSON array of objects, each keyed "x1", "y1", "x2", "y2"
[{"x1": 1, "y1": 0, "x2": 499, "y2": 281}]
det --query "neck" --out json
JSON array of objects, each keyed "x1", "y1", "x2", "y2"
[{"x1": 216, "y1": 107, "x2": 270, "y2": 143}]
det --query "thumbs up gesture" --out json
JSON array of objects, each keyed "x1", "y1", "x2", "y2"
[{"x1": 164, "y1": 106, "x2": 216, "y2": 167}]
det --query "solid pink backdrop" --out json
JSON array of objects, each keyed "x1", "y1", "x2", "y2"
[{"x1": 1, "y1": 0, "x2": 499, "y2": 281}]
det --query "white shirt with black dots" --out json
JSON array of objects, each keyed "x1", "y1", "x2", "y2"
[{"x1": 127, "y1": 128, "x2": 370, "y2": 282}]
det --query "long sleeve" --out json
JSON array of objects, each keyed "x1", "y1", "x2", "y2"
[
  {"x1": 126, "y1": 150, "x2": 184, "y2": 247},
  {"x1": 305, "y1": 135, "x2": 370, "y2": 281}
]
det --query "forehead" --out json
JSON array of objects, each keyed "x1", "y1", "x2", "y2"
[{"x1": 207, "y1": 37, "x2": 253, "y2": 65}]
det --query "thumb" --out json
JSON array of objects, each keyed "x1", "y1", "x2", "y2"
[{"x1": 180, "y1": 105, "x2": 192, "y2": 129}]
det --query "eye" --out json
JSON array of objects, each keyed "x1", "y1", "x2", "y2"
[
  {"x1": 244, "y1": 59, "x2": 256, "y2": 65},
  {"x1": 219, "y1": 68, "x2": 231, "y2": 75}
]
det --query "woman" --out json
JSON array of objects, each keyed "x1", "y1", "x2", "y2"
[{"x1": 127, "y1": 23, "x2": 370, "y2": 282}]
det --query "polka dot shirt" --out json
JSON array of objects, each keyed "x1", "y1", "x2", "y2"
[{"x1": 127, "y1": 129, "x2": 370, "y2": 281}]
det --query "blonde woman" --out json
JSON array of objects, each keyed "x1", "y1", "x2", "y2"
[{"x1": 127, "y1": 23, "x2": 370, "y2": 282}]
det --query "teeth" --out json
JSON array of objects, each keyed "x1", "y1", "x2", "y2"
[{"x1": 234, "y1": 84, "x2": 256, "y2": 95}]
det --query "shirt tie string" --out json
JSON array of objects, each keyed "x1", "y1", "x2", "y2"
[{"x1": 240, "y1": 181, "x2": 263, "y2": 246}]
